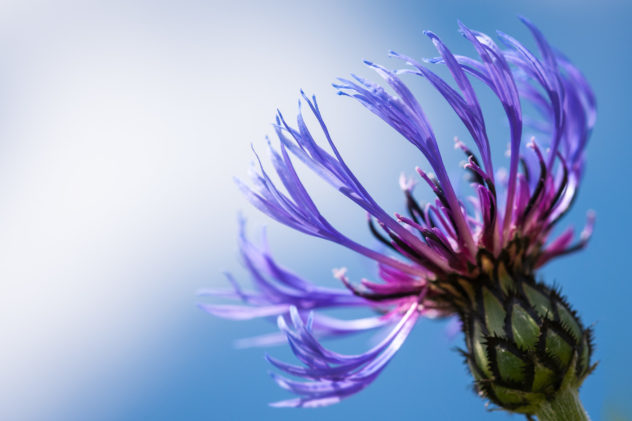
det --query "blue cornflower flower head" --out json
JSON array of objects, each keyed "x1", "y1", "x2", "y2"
[{"x1": 200, "y1": 17, "x2": 596, "y2": 419}]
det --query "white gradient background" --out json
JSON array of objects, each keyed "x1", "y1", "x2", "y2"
[{"x1": 0, "y1": 1, "x2": 630, "y2": 420}]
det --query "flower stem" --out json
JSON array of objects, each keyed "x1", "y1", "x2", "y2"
[{"x1": 534, "y1": 388, "x2": 590, "y2": 421}]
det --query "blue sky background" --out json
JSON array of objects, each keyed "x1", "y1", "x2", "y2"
[{"x1": 0, "y1": 0, "x2": 630, "y2": 420}]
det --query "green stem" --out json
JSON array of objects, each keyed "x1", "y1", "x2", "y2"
[{"x1": 534, "y1": 388, "x2": 590, "y2": 421}]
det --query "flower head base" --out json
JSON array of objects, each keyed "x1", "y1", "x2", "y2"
[
  {"x1": 201, "y1": 17, "x2": 596, "y2": 415},
  {"x1": 445, "y1": 248, "x2": 595, "y2": 413}
]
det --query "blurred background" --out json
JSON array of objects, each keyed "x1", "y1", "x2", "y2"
[{"x1": 0, "y1": 0, "x2": 629, "y2": 420}]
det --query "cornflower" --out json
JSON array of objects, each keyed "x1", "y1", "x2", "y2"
[{"x1": 201, "y1": 18, "x2": 596, "y2": 420}]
